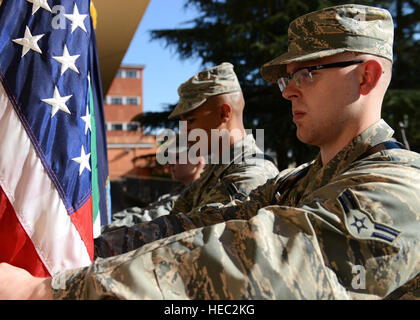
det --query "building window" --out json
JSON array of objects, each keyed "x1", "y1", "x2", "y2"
[
  {"x1": 110, "y1": 97, "x2": 123, "y2": 105},
  {"x1": 106, "y1": 96, "x2": 141, "y2": 106},
  {"x1": 111, "y1": 123, "x2": 123, "y2": 131},
  {"x1": 107, "y1": 122, "x2": 141, "y2": 131},
  {"x1": 115, "y1": 68, "x2": 141, "y2": 79},
  {"x1": 125, "y1": 70, "x2": 139, "y2": 78},
  {"x1": 126, "y1": 97, "x2": 139, "y2": 105},
  {"x1": 127, "y1": 122, "x2": 140, "y2": 131}
]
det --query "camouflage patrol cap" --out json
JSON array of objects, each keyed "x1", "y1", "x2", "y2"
[
  {"x1": 168, "y1": 62, "x2": 242, "y2": 119},
  {"x1": 261, "y1": 4, "x2": 394, "y2": 83}
]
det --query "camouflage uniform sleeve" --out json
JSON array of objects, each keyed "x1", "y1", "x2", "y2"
[
  {"x1": 52, "y1": 205, "x2": 350, "y2": 299},
  {"x1": 100, "y1": 193, "x2": 179, "y2": 234},
  {"x1": 93, "y1": 177, "x2": 280, "y2": 258},
  {"x1": 192, "y1": 159, "x2": 280, "y2": 206},
  {"x1": 94, "y1": 159, "x2": 281, "y2": 259},
  {"x1": 170, "y1": 185, "x2": 195, "y2": 215},
  {"x1": 228, "y1": 158, "x2": 280, "y2": 196}
]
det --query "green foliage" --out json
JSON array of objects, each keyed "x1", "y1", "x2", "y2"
[
  {"x1": 133, "y1": 107, "x2": 176, "y2": 131},
  {"x1": 142, "y1": 0, "x2": 420, "y2": 168}
]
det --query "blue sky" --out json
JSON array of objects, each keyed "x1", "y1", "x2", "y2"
[{"x1": 122, "y1": 0, "x2": 203, "y2": 113}]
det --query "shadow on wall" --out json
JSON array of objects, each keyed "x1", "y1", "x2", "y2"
[{"x1": 110, "y1": 176, "x2": 182, "y2": 214}]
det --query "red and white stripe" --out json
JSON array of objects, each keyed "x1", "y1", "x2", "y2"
[{"x1": 0, "y1": 82, "x2": 92, "y2": 277}]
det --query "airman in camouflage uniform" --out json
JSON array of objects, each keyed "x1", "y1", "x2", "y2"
[
  {"x1": 101, "y1": 136, "x2": 204, "y2": 233},
  {"x1": 165, "y1": 62, "x2": 278, "y2": 212},
  {"x1": 0, "y1": 4, "x2": 419, "y2": 300}
]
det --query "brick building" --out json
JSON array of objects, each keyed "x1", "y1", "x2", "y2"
[{"x1": 104, "y1": 65, "x2": 158, "y2": 179}]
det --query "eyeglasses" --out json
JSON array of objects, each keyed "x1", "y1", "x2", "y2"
[{"x1": 277, "y1": 60, "x2": 365, "y2": 92}]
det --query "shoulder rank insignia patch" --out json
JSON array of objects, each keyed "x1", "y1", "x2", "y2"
[
  {"x1": 337, "y1": 189, "x2": 401, "y2": 244},
  {"x1": 351, "y1": 216, "x2": 368, "y2": 234}
]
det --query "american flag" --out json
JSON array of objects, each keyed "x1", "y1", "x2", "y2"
[{"x1": 0, "y1": 0, "x2": 110, "y2": 277}]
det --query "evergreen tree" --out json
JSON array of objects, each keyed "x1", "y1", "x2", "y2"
[
  {"x1": 383, "y1": 0, "x2": 420, "y2": 150},
  {"x1": 138, "y1": 0, "x2": 420, "y2": 169}
]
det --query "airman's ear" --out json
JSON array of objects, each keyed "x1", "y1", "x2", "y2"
[
  {"x1": 220, "y1": 103, "x2": 232, "y2": 123},
  {"x1": 360, "y1": 60, "x2": 383, "y2": 95}
]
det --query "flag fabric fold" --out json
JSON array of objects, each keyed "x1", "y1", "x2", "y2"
[{"x1": 0, "y1": 0, "x2": 110, "y2": 277}]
